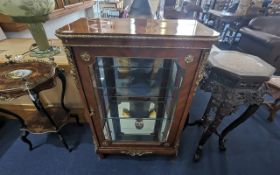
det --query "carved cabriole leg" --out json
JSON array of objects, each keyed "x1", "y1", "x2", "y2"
[
  {"x1": 56, "y1": 68, "x2": 82, "y2": 126},
  {"x1": 29, "y1": 90, "x2": 72, "y2": 152},
  {"x1": 188, "y1": 96, "x2": 216, "y2": 127},
  {"x1": 56, "y1": 68, "x2": 70, "y2": 113},
  {"x1": 193, "y1": 103, "x2": 233, "y2": 161},
  {"x1": 0, "y1": 108, "x2": 26, "y2": 128},
  {"x1": 57, "y1": 132, "x2": 72, "y2": 152},
  {"x1": 267, "y1": 98, "x2": 280, "y2": 122},
  {"x1": 0, "y1": 108, "x2": 33, "y2": 151},
  {"x1": 21, "y1": 130, "x2": 33, "y2": 151},
  {"x1": 70, "y1": 114, "x2": 83, "y2": 126},
  {"x1": 267, "y1": 105, "x2": 280, "y2": 122},
  {"x1": 219, "y1": 104, "x2": 260, "y2": 151}
]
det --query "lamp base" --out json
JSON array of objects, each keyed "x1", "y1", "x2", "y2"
[{"x1": 30, "y1": 46, "x2": 60, "y2": 58}]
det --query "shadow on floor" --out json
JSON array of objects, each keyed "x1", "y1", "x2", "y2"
[{"x1": 0, "y1": 118, "x2": 20, "y2": 158}]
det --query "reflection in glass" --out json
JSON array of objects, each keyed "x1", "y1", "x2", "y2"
[{"x1": 91, "y1": 57, "x2": 184, "y2": 142}]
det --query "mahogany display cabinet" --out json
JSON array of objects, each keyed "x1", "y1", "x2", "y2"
[{"x1": 56, "y1": 18, "x2": 219, "y2": 157}]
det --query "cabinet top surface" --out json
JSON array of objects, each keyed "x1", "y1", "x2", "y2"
[{"x1": 56, "y1": 18, "x2": 219, "y2": 38}]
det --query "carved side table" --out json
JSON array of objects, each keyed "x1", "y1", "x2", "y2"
[
  {"x1": 190, "y1": 51, "x2": 275, "y2": 161},
  {"x1": 0, "y1": 60, "x2": 81, "y2": 151}
]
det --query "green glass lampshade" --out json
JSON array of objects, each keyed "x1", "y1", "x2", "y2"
[{"x1": 0, "y1": 0, "x2": 60, "y2": 58}]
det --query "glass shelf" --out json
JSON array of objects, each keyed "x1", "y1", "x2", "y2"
[
  {"x1": 103, "y1": 118, "x2": 171, "y2": 141},
  {"x1": 91, "y1": 56, "x2": 184, "y2": 142},
  {"x1": 100, "y1": 97, "x2": 174, "y2": 118},
  {"x1": 96, "y1": 87, "x2": 179, "y2": 97}
]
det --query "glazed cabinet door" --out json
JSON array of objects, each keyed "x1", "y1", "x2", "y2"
[
  {"x1": 93, "y1": 56, "x2": 184, "y2": 142},
  {"x1": 73, "y1": 47, "x2": 202, "y2": 147}
]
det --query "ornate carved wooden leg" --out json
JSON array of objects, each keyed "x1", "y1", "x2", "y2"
[
  {"x1": 21, "y1": 130, "x2": 33, "y2": 151},
  {"x1": 29, "y1": 90, "x2": 72, "y2": 152},
  {"x1": 219, "y1": 104, "x2": 259, "y2": 151},
  {"x1": 267, "y1": 105, "x2": 280, "y2": 122},
  {"x1": 0, "y1": 108, "x2": 33, "y2": 150},
  {"x1": 267, "y1": 98, "x2": 280, "y2": 122},
  {"x1": 193, "y1": 103, "x2": 231, "y2": 161},
  {"x1": 56, "y1": 68, "x2": 82, "y2": 127},
  {"x1": 56, "y1": 68, "x2": 70, "y2": 113},
  {"x1": 188, "y1": 96, "x2": 214, "y2": 127},
  {"x1": 57, "y1": 131, "x2": 72, "y2": 152},
  {"x1": 0, "y1": 107, "x2": 26, "y2": 128},
  {"x1": 70, "y1": 114, "x2": 82, "y2": 126}
]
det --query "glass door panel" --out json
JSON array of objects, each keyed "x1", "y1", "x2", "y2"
[
  {"x1": 103, "y1": 118, "x2": 171, "y2": 141},
  {"x1": 91, "y1": 57, "x2": 184, "y2": 142}
]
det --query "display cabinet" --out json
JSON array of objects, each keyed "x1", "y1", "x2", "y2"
[{"x1": 56, "y1": 18, "x2": 218, "y2": 157}]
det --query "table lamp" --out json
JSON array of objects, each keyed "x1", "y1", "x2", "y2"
[{"x1": 0, "y1": 0, "x2": 60, "y2": 58}]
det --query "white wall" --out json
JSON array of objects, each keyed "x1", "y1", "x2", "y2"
[{"x1": 5, "y1": 10, "x2": 87, "y2": 39}]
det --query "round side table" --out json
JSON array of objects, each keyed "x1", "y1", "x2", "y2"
[{"x1": 0, "y1": 60, "x2": 81, "y2": 151}]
